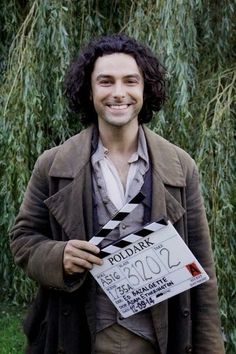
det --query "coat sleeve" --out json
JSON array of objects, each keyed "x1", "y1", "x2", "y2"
[
  {"x1": 185, "y1": 162, "x2": 225, "y2": 353},
  {"x1": 10, "y1": 152, "x2": 86, "y2": 291}
]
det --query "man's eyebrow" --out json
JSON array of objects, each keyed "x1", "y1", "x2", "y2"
[
  {"x1": 96, "y1": 75, "x2": 113, "y2": 81},
  {"x1": 96, "y1": 74, "x2": 142, "y2": 81},
  {"x1": 124, "y1": 74, "x2": 142, "y2": 81}
]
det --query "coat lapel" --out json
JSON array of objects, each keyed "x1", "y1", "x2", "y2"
[
  {"x1": 151, "y1": 169, "x2": 185, "y2": 224},
  {"x1": 44, "y1": 126, "x2": 94, "y2": 240},
  {"x1": 144, "y1": 125, "x2": 186, "y2": 224}
]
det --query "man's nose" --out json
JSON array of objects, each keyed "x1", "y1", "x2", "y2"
[{"x1": 113, "y1": 82, "x2": 125, "y2": 98}]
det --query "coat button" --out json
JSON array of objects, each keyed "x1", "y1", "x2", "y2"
[
  {"x1": 185, "y1": 345, "x2": 193, "y2": 353},
  {"x1": 183, "y1": 309, "x2": 190, "y2": 317},
  {"x1": 62, "y1": 306, "x2": 71, "y2": 316}
]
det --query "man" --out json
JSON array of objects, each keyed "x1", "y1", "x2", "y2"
[{"x1": 10, "y1": 34, "x2": 224, "y2": 354}]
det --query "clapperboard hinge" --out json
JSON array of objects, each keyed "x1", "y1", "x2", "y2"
[{"x1": 89, "y1": 191, "x2": 168, "y2": 258}]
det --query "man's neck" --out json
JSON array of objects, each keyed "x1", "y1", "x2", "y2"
[
  {"x1": 98, "y1": 121, "x2": 140, "y2": 189},
  {"x1": 98, "y1": 121, "x2": 139, "y2": 156}
]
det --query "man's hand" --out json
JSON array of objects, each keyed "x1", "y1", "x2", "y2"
[{"x1": 63, "y1": 240, "x2": 103, "y2": 275}]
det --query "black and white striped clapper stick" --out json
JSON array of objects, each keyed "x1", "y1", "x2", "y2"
[
  {"x1": 99, "y1": 219, "x2": 168, "y2": 259},
  {"x1": 89, "y1": 192, "x2": 145, "y2": 246}
]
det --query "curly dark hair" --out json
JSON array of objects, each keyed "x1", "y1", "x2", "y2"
[{"x1": 64, "y1": 33, "x2": 166, "y2": 125}]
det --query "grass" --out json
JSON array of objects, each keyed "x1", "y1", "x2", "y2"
[{"x1": 0, "y1": 303, "x2": 26, "y2": 354}]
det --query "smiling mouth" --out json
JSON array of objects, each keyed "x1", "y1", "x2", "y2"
[{"x1": 107, "y1": 104, "x2": 130, "y2": 110}]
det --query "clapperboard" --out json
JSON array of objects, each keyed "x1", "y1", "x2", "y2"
[{"x1": 89, "y1": 192, "x2": 209, "y2": 318}]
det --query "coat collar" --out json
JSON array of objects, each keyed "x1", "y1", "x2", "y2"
[
  {"x1": 48, "y1": 125, "x2": 94, "y2": 178},
  {"x1": 48, "y1": 124, "x2": 186, "y2": 188},
  {"x1": 143, "y1": 125, "x2": 186, "y2": 187}
]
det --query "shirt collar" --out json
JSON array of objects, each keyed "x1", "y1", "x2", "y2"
[
  {"x1": 91, "y1": 126, "x2": 149, "y2": 168},
  {"x1": 91, "y1": 138, "x2": 108, "y2": 166}
]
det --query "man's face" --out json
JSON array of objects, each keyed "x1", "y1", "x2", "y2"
[{"x1": 91, "y1": 53, "x2": 144, "y2": 129}]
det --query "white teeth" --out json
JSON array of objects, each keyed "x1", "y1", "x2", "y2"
[{"x1": 109, "y1": 105, "x2": 129, "y2": 110}]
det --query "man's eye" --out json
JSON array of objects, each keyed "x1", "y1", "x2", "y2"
[
  {"x1": 126, "y1": 80, "x2": 138, "y2": 85},
  {"x1": 99, "y1": 80, "x2": 112, "y2": 85}
]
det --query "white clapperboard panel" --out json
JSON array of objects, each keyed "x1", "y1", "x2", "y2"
[{"x1": 89, "y1": 192, "x2": 209, "y2": 318}]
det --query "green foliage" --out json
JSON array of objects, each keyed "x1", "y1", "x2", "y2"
[
  {"x1": 0, "y1": 0, "x2": 235, "y2": 352},
  {"x1": 0, "y1": 303, "x2": 26, "y2": 353},
  {"x1": 196, "y1": 67, "x2": 236, "y2": 352}
]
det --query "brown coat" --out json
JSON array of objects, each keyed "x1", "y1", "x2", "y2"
[{"x1": 10, "y1": 125, "x2": 225, "y2": 354}]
